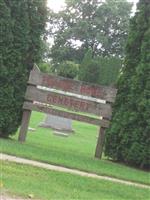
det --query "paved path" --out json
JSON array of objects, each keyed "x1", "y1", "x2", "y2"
[
  {"x1": 0, "y1": 153, "x2": 149, "y2": 189},
  {"x1": 0, "y1": 194, "x2": 26, "y2": 200},
  {"x1": 0, "y1": 193, "x2": 39, "y2": 200},
  {"x1": 0, "y1": 191, "x2": 28, "y2": 200}
]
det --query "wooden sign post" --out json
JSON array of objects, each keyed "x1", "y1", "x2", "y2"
[{"x1": 18, "y1": 64, "x2": 117, "y2": 159}]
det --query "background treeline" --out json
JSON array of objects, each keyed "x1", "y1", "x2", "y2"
[
  {"x1": 39, "y1": 54, "x2": 122, "y2": 86},
  {"x1": 39, "y1": 0, "x2": 131, "y2": 85}
]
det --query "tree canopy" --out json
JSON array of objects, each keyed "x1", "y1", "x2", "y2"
[{"x1": 48, "y1": 0, "x2": 131, "y2": 65}]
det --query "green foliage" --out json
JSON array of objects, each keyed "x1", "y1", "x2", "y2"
[
  {"x1": 96, "y1": 57, "x2": 122, "y2": 86},
  {"x1": 38, "y1": 62, "x2": 52, "y2": 74},
  {"x1": 78, "y1": 50, "x2": 100, "y2": 84},
  {"x1": 105, "y1": 0, "x2": 150, "y2": 168},
  {"x1": 57, "y1": 61, "x2": 79, "y2": 79},
  {"x1": 49, "y1": 0, "x2": 131, "y2": 65},
  {"x1": 79, "y1": 50, "x2": 122, "y2": 85},
  {"x1": 0, "y1": 0, "x2": 47, "y2": 137}
]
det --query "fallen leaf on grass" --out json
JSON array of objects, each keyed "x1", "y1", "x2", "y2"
[
  {"x1": 28, "y1": 193, "x2": 34, "y2": 198},
  {"x1": 0, "y1": 182, "x2": 3, "y2": 188}
]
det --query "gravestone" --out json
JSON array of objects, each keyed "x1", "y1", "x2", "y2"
[{"x1": 39, "y1": 114, "x2": 74, "y2": 134}]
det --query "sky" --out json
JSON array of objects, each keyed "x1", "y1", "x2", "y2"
[
  {"x1": 47, "y1": 0, "x2": 139, "y2": 13},
  {"x1": 47, "y1": 0, "x2": 65, "y2": 12}
]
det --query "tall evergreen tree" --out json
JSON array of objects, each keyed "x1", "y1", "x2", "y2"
[
  {"x1": 104, "y1": 0, "x2": 150, "y2": 168},
  {"x1": 78, "y1": 49, "x2": 101, "y2": 84},
  {"x1": 0, "y1": 0, "x2": 47, "y2": 137}
]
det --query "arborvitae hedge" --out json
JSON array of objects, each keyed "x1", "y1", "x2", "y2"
[
  {"x1": 79, "y1": 49, "x2": 122, "y2": 85},
  {"x1": 79, "y1": 50, "x2": 96, "y2": 83},
  {"x1": 0, "y1": 0, "x2": 47, "y2": 137},
  {"x1": 96, "y1": 57, "x2": 122, "y2": 86},
  {"x1": 104, "y1": 0, "x2": 150, "y2": 168},
  {"x1": 79, "y1": 50, "x2": 102, "y2": 84}
]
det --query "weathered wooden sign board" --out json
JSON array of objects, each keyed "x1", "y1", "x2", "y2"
[{"x1": 18, "y1": 64, "x2": 117, "y2": 159}]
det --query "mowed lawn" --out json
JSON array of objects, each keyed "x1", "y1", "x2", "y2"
[
  {"x1": 1, "y1": 161, "x2": 149, "y2": 200},
  {"x1": 0, "y1": 112, "x2": 149, "y2": 185}
]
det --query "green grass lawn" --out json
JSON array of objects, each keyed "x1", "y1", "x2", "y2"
[
  {"x1": 0, "y1": 112, "x2": 149, "y2": 185},
  {"x1": 1, "y1": 161, "x2": 149, "y2": 200}
]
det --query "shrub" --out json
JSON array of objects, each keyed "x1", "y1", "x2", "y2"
[
  {"x1": 96, "y1": 57, "x2": 122, "y2": 86},
  {"x1": 57, "y1": 61, "x2": 79, "y2": 79}
]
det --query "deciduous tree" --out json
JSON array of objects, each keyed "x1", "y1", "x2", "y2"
[{"x1": 48, "y1": 0, "x2": 131, "y2": 65}]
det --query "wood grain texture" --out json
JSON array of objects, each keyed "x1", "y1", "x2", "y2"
[
  {"x1": 18, "y1": 110, "x2": 31, "y2": 142},
  {"x1": 28, "y1": 68, "x2": 117, "y2": 103},
  {"x1": 95, "y1": 126, "x2": 106, "y2": 159},
  {"x1": 23, "y1": 102, "x2": 110, "y2": 128},
  {"x1": 19, "y1": 65, "x2": 117, "y2": 159},
  {"x1": 25, "y1": 86, "x2": 112, "y2": 118}
]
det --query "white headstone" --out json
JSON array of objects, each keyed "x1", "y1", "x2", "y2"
[{"x1": 39, "y1": 114, "x2": 74, "y2": 134}]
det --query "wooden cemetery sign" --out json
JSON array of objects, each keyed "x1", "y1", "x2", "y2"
[{"x1": 18, "y1": 64, "x2": 117, "y2": 159}]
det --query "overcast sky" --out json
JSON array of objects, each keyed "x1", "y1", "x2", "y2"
[{"x1": 47, "y1": 0, "x2": 139, "y2": 13}]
